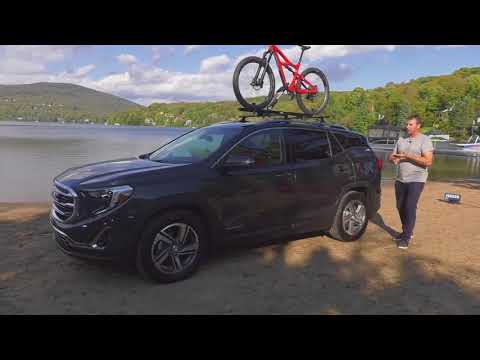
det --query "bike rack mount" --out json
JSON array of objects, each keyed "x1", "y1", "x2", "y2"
[{"x1": 237, "y1": 107, "x2": 331, "y2": 123}]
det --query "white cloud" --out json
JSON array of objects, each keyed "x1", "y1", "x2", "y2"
[
  {"x1": 1, "y1": 45, "x2": 86, "y2": 64},
  {"x1": 117, "y1": 53, "x2": 138, "y2": 65},
  {"x1": 279, "y1": 45, "x2": 398, "y2": 62},
  {"x1": 0, "y1": 58, "x2": 46, "y2": 74},
  {"x1": 93, "y1": 45, "x2": 472, "y2": 104},
  {"x1": 76, "y1": 46, "x2": 401, "y2": 104},
  {"x1": 133, "y1": 97, "x2": 178, "y2": 106},
  {"x1": 93, "y1": 72, "x2": 131, "y2": 89},
  {"x1": 151, "y1": 45, "x2": 176, "y2": 62},
  {"x1": 72, "y1": 64, "x2": 96, "y2": 78},
  {"x1": 435, "y1": 45, "x2": 466, "y2": 49},
  {"x1": 0, "y1": 45, "x2": 94, "y2": 84},
  {"x1": 185, "y1": 45, "x2": 206, "y2": 54},
  {"x1": 200, "y1": 54, "x2": 231, "y2": 73},
  {"x1": 1, "y1": 44, "x2": 467, "y2": 106}
]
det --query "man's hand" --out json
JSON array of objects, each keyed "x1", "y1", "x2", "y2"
[
  {"x1": 393, "y1": 151, "x2": 433, "y2": 167},
  {"x1": 392, "y1": 152, "x2": 407, "y2": 160},
  {"x1": 391, "y1": 151, "x2": 407, "y2": 164},
  {"x1": 389, "y1": 151, "x2": 401, "y2": 164}
]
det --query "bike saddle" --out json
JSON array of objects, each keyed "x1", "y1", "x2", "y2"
[{"x1": 298, "y1": 45, "x2": 311, "y2": 51}]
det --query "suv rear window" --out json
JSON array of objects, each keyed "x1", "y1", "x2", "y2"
[
  {"x1": 286, "y1": 129, "x2": 331, "y2": 162},
  {"x1": 328, "y1": 132, "x2": 344, "y2": 155},
  {"x1": 332, "y1": 132, "x2": 368, "y2": 150}
]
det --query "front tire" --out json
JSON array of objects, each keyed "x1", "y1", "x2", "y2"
[
  {"x1": 136, "y1": 210, "x2": 208, "y2": 283},
  {"x1": 327, "y1": 191, "x2": 368, "y2": 242},
  {"x1": 232, "y1": 56, "x2": 275, "y2": 111}
]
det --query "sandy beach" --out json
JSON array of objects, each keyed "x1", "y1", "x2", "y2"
[{"x1": 1, "y1": 180, "x2": 479, "y2": 314}]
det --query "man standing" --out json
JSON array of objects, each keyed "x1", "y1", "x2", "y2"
[{"x1": 389, "y1": 115, "x2": 434, "y2": 249}]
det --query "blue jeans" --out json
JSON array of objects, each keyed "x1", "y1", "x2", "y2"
[{"x1": 395, "y1": 181, "x2": 425, "y2": 241}]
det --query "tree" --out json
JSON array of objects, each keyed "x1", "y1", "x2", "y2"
[
  {"x1": 467, "y1": 74, "x2": 480, "y2": 98},
  {"x1": 448, "y1": 96, "x2": 477, "y2": 141},
  {"x1": 346, "y1": 88, "x2": 371, "y2": 134}
]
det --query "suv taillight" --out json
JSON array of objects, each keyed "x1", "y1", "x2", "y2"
[{"x1": 376, "y1": 158, "x2": 383, "y2": 171}]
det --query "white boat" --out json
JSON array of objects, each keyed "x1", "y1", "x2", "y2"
[{"x1": 455, "y1": 135, "x2": 480, "y2": 151}]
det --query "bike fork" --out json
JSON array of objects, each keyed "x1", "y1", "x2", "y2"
[{"x1": 252, "y1": 50, "x2": 272, "y2": 87}]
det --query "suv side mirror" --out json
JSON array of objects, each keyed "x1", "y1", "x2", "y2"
[
  {"x1": 223, "y1": 154, "x2": 255, "y2": 169},
  {"x1": 139, "y1": 153, "x2": 150, "y2": 160}
]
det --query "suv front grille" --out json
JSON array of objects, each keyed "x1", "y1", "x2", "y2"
[{"x1": 51, "y1": 182, "x2": 78, "y2": 222}]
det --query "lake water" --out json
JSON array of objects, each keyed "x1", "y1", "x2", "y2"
[
  {"x1": 375, "y1": 150, "x2": 480, "y2": 183},
  {"x1": 0, "y1": 122, "x2": 188, "y2": 202},
  {"x1": 1, "y1": 121, "x2": 479, "y2": 202}
]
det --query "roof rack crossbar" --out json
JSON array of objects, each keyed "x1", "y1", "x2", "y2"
[{"x1": 238, "y1": 107, "x2": 330, "y2": 122}]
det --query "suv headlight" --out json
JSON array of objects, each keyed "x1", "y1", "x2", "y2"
[{"x1": 82, "y1": 185, "x2": 133, "y2": 215}]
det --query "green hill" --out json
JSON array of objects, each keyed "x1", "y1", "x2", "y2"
[
  {"x1": 0, "y1": 82, "x2": 142, "y2": 122},
  {"x1": 107, "y1": 66, "x2": 480, "y2": 141}
]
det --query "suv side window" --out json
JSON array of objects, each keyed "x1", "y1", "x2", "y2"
[
  {"x1": 328, "y1": 132, "x2": 344, "y2": 155},
  {"x1": 286, "y1": 129, "x2": 331, "y2": 162},
  {"x1": 225, "y1": 129, "x2": 283, "y2": 168},
  {"x1": 333, "y1": 132, "x2": 368, "y2": 149}
]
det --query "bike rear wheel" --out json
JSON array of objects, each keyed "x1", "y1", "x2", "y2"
[
  {"x1": 295, "y1": 67, "x2": 330, "y2": 115},
  {"x1": 232, "y1": 56, "x2": 275, "y2": 111}
]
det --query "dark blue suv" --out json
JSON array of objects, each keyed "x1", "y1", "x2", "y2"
[{"x1": 50, "y1": 117, "x2": 382, "y2": 283}]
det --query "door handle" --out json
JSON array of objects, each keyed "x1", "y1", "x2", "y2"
[
  {"x1": 274, "y1": 172, "x2": 296, "y2": 181},
  {"x1": 275, "y1": 172, "x2": 293, "y2": 177}
]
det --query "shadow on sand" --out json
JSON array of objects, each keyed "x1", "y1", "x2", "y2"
[{"x1": 1, "y1": 207, "x2": 479, "y2": 314}]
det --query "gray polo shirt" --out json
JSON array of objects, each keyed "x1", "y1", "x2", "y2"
[{"x1": 393, "y1": 133, "x2": 434, "y2": 183}]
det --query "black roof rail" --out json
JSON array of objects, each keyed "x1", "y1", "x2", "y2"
[
  {"x1": 328, "y1": 124, "x2": 349, "y2": 131},
  {"x1": 238, "y1": 107, "x2": 330, "y2": 123}
]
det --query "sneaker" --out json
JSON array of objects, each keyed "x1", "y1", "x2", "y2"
[
  {"x1": 397, "y1": 240, "x2": 409, "y2": 249},
  {"x1": 394, "y1": 234, "x2": 413, "y2": 242}
]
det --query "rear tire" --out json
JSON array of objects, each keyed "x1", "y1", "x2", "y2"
[
  {"x1": 327, "y1": 191, "x2": 368, "y2": 242},
  {"x1": 136, "y1": 210, "x2": 208, "y2": 283},
  {"x1": 233, "y1": 56, "x2": 275, "y2": 111},
  {"x1": 296, "y1": 67, "x2": 330, "y2": 115}
]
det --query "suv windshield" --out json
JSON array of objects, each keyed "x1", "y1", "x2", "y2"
[{"x1": 149, "y1": 125, "x2": 243, "y2": 164}]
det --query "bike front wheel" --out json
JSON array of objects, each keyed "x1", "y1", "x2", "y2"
[
  {"x1": 232, "y1": 56, "x2": 275, "y2": 111},
  {"x1": 296, "y1": 67, "x2": 330, "y2": 115}
]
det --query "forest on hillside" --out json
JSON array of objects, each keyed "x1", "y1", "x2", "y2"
[{"x1": 107, "y1": 67, "x2": 480, "y2": 141}]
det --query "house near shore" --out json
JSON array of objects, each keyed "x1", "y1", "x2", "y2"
[
  {"x1": 425, "y1": 129, "x2": 450, "y2": 142},
  {"x1": 367, "y1": 124, "x2": 405, "y2": 144}
]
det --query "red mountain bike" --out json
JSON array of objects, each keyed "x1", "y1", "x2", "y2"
[{"x1": 232, "y1": 45, "x2": 330, "y2": 115}]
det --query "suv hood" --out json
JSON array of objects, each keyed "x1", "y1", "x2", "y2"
[{"x1": 55, "y1": 158, "x2": 187, "y2": 188}]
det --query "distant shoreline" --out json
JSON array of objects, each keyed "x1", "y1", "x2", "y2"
[{"x1": 0, "y1": 120, "x2": 190, "y2": 130}]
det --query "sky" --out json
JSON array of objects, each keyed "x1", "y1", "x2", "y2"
[{"x1": 0, "y1": 45, "x2": 479, "y2": 106}]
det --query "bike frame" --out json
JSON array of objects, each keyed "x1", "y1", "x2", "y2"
[{"x1": 267, "y1": 45, "x2": 317, "y2": 95}]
